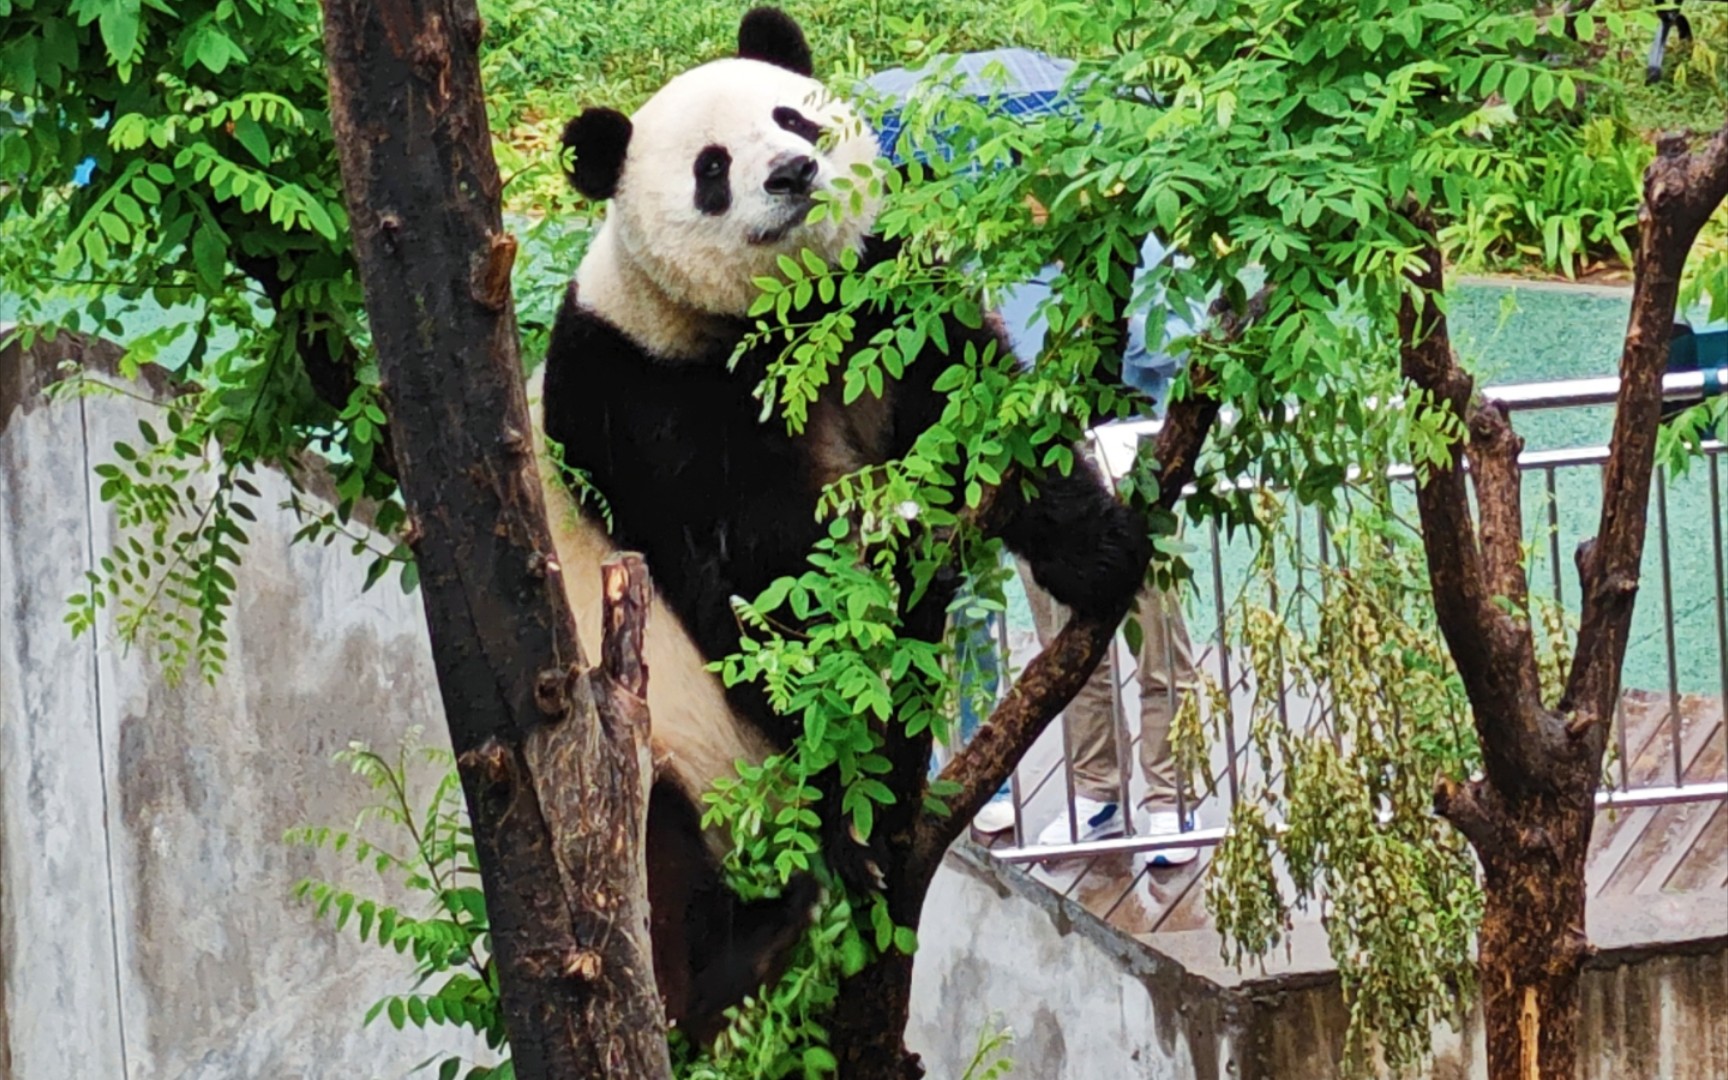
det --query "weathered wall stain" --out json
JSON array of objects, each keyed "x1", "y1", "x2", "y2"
[{"x1": 2, "y1": 336, "x2": 484, "y2": 1078}]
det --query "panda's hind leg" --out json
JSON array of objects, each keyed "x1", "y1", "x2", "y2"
[{"x1": 646, "y1": 778, "x2": 819, "y2": 1044}]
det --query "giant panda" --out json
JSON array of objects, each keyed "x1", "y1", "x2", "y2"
[{"x1": 534, "y1": 6, "x2": 1149, "y2": 1042}]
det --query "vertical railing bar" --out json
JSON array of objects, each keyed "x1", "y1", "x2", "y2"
[
  {"x1": 1112, "y1": 633, "x2": 1135, "y2": 836},
  {"x1": 1210, "y1": 519, "x2": 1241, "y2": 807},
  {"x1": 1545, "y1": 465, "x2": 1563, "y2": 606},
  {"x1": 1710, "y1": 452, "x2": 1727, "y2": 778},
  {"x1": 1060, "y1": 705, "x2": 1079, "y2": 843},
  {"x1": 997, "y1": 607, "x2": 1028, "y2": 848},
  {"x1": 1167, "y1": 598, "x2": 1190, "y2": 830},
  {"x1": 1657, "y1": 466, "x2": 1684, "y2": 787},
  {"x1": 1269, "y1": 527, "x2": 1292, "y2": 749},
  {"x1": 1316, "y1": 507, "x2": 1344, "y2": 752},
  {"x1": 1612, "y1": 692, "x2": 1631, "y2": 792}
]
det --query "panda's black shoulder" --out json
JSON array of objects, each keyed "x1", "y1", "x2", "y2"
[{"x1": 541, "y1": 282, "x2": 646, "y2": 431}]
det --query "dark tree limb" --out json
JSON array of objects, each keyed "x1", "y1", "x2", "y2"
[
  {"x1": 829, "y1": 303, "x2": 1228, "y2": 1079},
  {"x1": 1562, "y1": 123, "x2": 1728, "y2": 731},
  {"x1": 1397, "y1": 229, "x2": 1556, "y2": 795},
  {"x1": 1462, "y1": 400, "x2": 1531, "y2": 619},
  {"x1": 318, "y1": 1, "x2": 669, "y2": 1077},
  {"x1": 909, "y1": 366, "x2": 1222, "y2": 885}
]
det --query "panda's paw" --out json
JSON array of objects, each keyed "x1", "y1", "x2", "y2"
[{"x1": 1042, "y1": 502, "x2": 1153, "y2": 622}]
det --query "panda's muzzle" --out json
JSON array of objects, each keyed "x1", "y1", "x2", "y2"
[
  {"x1": 764, "y1": 154, "x2": 818, "y2": 197},
  {"x1": 748, "y1": 154, "x2": 820, "y2": 246}
]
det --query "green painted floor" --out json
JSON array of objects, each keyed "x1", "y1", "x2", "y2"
[
  {"x1": 1160, "y1": 279, "x2": 1726, "y2": 699},
  {"x1": 1450, "y1": 279, "x2": 1725, "y2": 697}
]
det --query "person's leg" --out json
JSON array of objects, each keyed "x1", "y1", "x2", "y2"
[
  {"x1": 1132, "y1": 581, "x2": 1200, "y2": 865},
  {"x1": 1017, "y1": 558, "x2": 1127, "y2": 843},
  {"x1": 1133, "y1": 582, "x2": 1197, "y2": 809},
  {"x1": 952, "y1": 605, "x2": 1022, "y2": 834}
]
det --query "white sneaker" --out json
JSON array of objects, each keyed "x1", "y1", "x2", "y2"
[
  {"x1": 1134, "y1": 809, "x2": 1198, "y2": 869},
  {"x1": 1037, "y1": 796, "x2": 1124, "y2": 846},
  {"x1": 971, "y1": 796, "x2": 1019, "y2": 835}
]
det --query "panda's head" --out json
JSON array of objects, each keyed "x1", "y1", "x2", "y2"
[{"x1": 563, "y1": 8, "x2": 879, "y2": 342}]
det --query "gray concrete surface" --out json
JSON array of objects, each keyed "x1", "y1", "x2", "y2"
[
  {"x1": 1, "y1": 336, "x2": 488, "y2": 1079},
  {"x1": 908, "y1": 844, "x2": 1728, "y2": 1080}
]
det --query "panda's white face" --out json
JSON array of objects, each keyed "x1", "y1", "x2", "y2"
[{"x1": 578, "y1": 58, "x2": 880, "y2": 359}]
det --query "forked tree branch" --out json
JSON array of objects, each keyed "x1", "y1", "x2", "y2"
[{"x1": 1563, "y1": 121, "x2": 1728, "y2": 729}]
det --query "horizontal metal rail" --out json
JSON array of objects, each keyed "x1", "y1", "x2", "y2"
[
  {"x1": 993, "y1": 782, "x2": 1728, "y2": 864},
  {"x1": 1099, "y1": 367, "x2": 1728, "y2": 446}
]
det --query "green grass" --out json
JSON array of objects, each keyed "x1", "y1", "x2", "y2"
[{"x1": 481, "y1": 0, "x2": 1087, "y2": 210}]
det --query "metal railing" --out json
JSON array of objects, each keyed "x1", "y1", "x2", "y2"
[{"x1": 961, "y1": 371, "x2": 1728, "y2": 884}]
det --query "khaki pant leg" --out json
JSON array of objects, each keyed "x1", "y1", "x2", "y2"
[
  {"x1": 1016, "y1": 559, "x2": 1122, "y2": 803},
  {"x1": 1132, "y1": 581, "x2": 1197, "y2": 810}
]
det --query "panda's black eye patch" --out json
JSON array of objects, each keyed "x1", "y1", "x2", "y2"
[
  {"x1": 693, "y1": 144, "x2": 732, "y2": 215},
  {"x1": 773, "y1": 107, "x2": 823, "y2": 145}
]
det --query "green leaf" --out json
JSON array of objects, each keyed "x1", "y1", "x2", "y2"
[
  {"x1": 1502, "y1": 65, "x2": 1530, "y2": 109},
  {"x1": 98, "y1": 2, "x2": 141, "y2": 68},
  {"x1": 893, "y1": 925, "x2": 918, "y2": 955},
  {"x1": 191, "y1": 225, "x2": 226, "y2": 289},
  {"x1": 232, "y1": 115, "x2": 271, "y2": 165},
  {"x1": 803, "y1": 1046, "x2": 839, "y2": 1076}
]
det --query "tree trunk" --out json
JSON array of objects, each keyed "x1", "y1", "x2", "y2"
[
  {"x1": 318, "y1": 1, "x2": 670, "y2": 1076},
  {"x1": 830, "y1": 955, "x2": 922, "y2": 1079},
  {"x1": 1407, "y1": 123, "x2": 1728, "y2": 1079},
  {"x1": 1440, "y1": 781, "x2": 1594, "y2": 1080}
]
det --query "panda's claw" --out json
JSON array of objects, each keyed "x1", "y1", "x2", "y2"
[{"x1": 866, "y1": 859, "x2": 886, "y2": 892}]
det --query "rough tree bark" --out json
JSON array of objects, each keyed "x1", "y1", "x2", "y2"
[
  {"x1": 1401, "y1": 122, "x2": 1728, "y2": 1080},
  {"x1": 318, "y1": 2, "x2": 670, "y2": 1077}
]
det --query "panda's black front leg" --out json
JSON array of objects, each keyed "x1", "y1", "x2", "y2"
[{"x1": 993, "y1": 453, "x2": 1152, "y2": 619}]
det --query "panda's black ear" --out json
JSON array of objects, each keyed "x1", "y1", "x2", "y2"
[
  {"x1": 561, "y1": 108, "x2": 632, "y2": 200},
  {"x1": 737, "y1": 7, "x2": 813, "y2": 77}
]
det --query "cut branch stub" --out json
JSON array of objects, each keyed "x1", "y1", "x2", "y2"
[{"x1": 600, "y1": 553, "x2": 651, "y2": 702}]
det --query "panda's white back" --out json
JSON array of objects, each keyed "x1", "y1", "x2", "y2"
[{"x1": 526, "y1": 366, "x2": 775, "y2": 827}]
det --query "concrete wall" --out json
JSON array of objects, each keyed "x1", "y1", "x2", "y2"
[
  {"x1": 1, "y1": 336, "x2": 486, "y2": 1078},
  {"x1": 909, "y1": 846, "x2": 1728, "y2": 1080},
  {"x1": 907, "y1": 847, "x2": 1243, "y2": 1080}
]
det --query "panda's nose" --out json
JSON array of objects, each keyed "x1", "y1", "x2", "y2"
[{"x1": 764, "y1": 154, "x2": 818, "y2": 197}]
